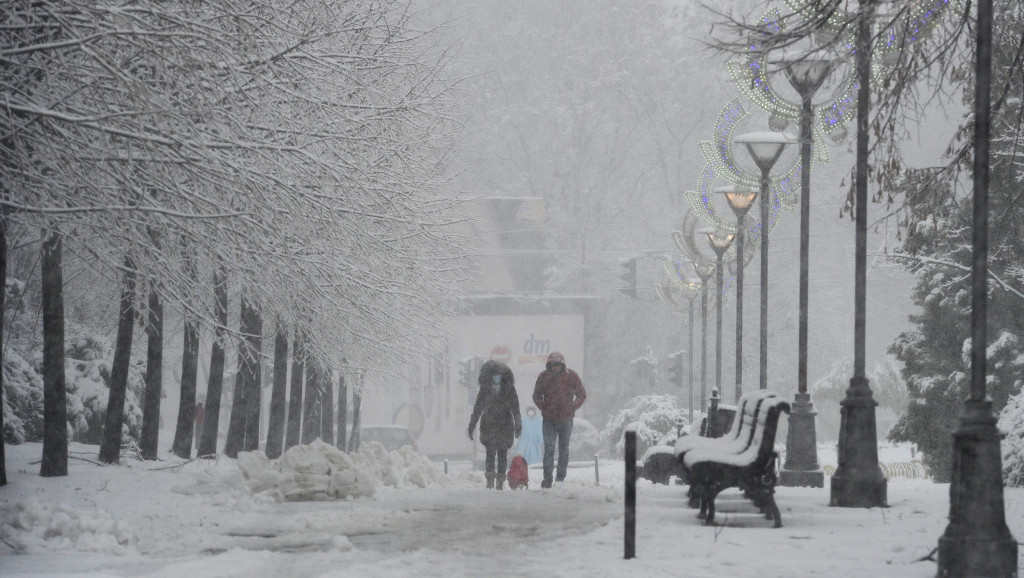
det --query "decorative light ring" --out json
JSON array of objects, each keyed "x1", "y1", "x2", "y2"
[{"x1": 663, "y1": 257, "x2": 702, "y2": 295}]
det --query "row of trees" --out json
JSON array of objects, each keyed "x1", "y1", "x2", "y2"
[{"x1": 1, "y1": 0, "x2": 468, "y2": 484}]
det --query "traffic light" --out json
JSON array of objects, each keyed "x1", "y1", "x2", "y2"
[
  {"x1": 458, "y1": 357, "x2": 474, "y2": 387},
  {"x1": 619, "y1": 257, "x2": 637, "y2": 298},
  {"x1": 667, "y1": 350, "x2": 683, "y2": 388}
]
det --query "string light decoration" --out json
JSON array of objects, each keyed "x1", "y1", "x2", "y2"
[
  {"x1": 682, "y1": 98, "x2": 801, "y2": 246},
  {"x1": 732, "y1": 0, "x2": 962, "y2": 139}
]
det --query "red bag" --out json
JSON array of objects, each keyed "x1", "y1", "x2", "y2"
[{"x1": 507, "y1": 455, "x2": 529, "y2": 490}]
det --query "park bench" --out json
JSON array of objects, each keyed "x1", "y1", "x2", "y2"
[
  {"x1": 674, "y1": 389, "x2": 776, "y2": 464},
  {"x1": 682, "y1": 395, "x2": 790, "y2": 528},
  {"x1": 638, "y1": 389, "x2": 746, "y2": 485}
]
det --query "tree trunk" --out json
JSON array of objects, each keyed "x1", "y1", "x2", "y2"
[
  {"x1": 336, "y1": 372, "x2": 347, "y2": 451},
  {"x1": 171, "y1": 246, "x2": 199, "y2": 459},
  {"x1": 241, "y1": 298, "x2": 262, "y2": 453},
  {"x1": 139, "y1": 287, "x2": 163, "y2": 460},
  {"x1": 223, "y1": 369, "x2": 247, "y2": 458},
  {"x1": 40, "y1": 231, "x2": 67, "y2": 477},
  {"x1": 197, "y1": 267, "x2": 228, "y2": 457},
  {"x1": 320, "y1": 364, "x2": 334, "y2": 446},
  {"x1": 224, "y1": 292, "x2": 257, "y2": 458},
  {"x1": 301, "y1": 355, "x2": 321, "y2": 444},
  {"x1": 284, "y1": 331, "x2": 304, "y2": 450},
  {"x1": 99, "y1": 260, "x2": 136, "y2": 464},
  {"x1": 0, "y1": 214, "x2": 7, "y2": 485},
  {"x1": 348, "y1": 388, "x2": 362, "y2": 452},
  {"x1": 265, "y1": 323, "x2": 288, "y2": 459}
]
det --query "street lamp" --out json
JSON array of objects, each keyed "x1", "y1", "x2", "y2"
[
  {"x1": 716, "y1": 185, "x2": 757, "y2": 404},
  {"x1": 704, "y1": 230, "x2": 734, "y2": 401},
  {"x1": 683, "y1": 288, "x2": 699, "y2": 426},
  {"x1": 733, "y1": 132, "x2": 793, "y2": 394},
  {"x1": 829, "y1": 0, "x2": 885, "y2": 507},
  {"x1": 693, "y1": 262, "x2": 715, "y2": 413},
  {"x1": 937, "y1": 0, "x2": 1017, "y2": 574},
  {"x1": 770, "y1": 47, "x2": 834, "y2": 490}
]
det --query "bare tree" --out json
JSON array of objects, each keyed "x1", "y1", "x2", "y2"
[
  {"x1": 284, "y1": 330, "x2": 305, "y2": 451},
  {"x1": 197, "y1": 267, "x2": 228, "y2": 458},
  {"x1": 265, "y1": 323, "x2": 288, "y2": 459},
  {"x1": 39, "y1": 229, "x2": 66, "y2": 476},
  {"x1": 170, "y1": 244, "x2": 200, "y2": 459},
  {"x1": 139, "y1": 283, "x2": 163, "y2": 461},
  {"x1": 336, "y1": 371, "x2": 347, "y2": 451}
]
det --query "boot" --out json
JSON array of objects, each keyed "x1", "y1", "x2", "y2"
[
  {"x1": 485, "y1": 471, "x2": 495, "y2": 489},
  {"x1": 495, "y1": 474, "x2": 506, "y2": 490},
  {"x1": 541, "y1": 468, "x2": 553, "y2": 488}
]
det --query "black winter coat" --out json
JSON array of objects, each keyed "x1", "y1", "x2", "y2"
[{"x1": 469, "y1": 360, "x2": 522, "y2": 450}]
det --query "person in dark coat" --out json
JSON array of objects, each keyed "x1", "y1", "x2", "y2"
[
  {"x1": 532, "y1": 351, "x2": 587, "y2": 488},
  {"x1": 468, "y1": 360, "x2": 522, "y2": 489}
]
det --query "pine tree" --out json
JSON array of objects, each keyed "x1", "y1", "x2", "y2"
[{"x1": 888, "y1": 0, "x2": 1024, "y2": 481}]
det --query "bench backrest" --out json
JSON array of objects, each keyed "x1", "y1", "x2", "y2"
[
  {"x1": 676, "y1": 390, "x2": 777, "y2": 458},
  {"x1": 707, "y1": 392, "x2": 776, "y2": 456},
  {"x1": 683, "y1": 394, "x2": 789, "y2": 469},
  {"x1": 734, "y1": 397, "x2": 791, "y2": 469}
]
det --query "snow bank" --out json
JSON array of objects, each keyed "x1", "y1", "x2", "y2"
[
  {"x1": 0, "y1": 497, "x2": 136, "y2": 555},
  {"x1": 235, "y1": 439, "x2": 449, "y2": 502}
]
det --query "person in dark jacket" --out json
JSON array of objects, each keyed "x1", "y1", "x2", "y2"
[
  {"x1": 468, "y1": 360, "x2": 522, "y2": 489},
  {"x1": 532, "y1": 351, "x2": 587, "y2": 488}
]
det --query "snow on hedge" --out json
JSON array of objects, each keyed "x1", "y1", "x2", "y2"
[
  {"x1": 236, "y1": 439, "x2": 449, "y2": 501},
  {"x1": 600, "y1": 394, "x2": 692, "y2": 458}
]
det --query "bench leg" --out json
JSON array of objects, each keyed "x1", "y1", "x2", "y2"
[
  {"x1": 703, "y1": 494, "x2": 716, "y2": 525},
  {"x1": 688, "y1": 484, "x2": 702, "y2": 509},
  {"x1": 766, "y1": 495, "x2": 782, "y2": 528}
]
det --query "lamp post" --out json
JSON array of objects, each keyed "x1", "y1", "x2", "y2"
[
  {"x1": 716, "y1": 186, "x2": 757, "y2": 404},
  {"x1": 770, "y1": 49, "x2": 834, "y2": 489},
  {"x1": 733, "y1": 132, "x2": 793, "y2": 394},
  {"x1": 937, "y1": 0, "x2": 1017, "y2": 573},
  {"x1": 829, "y1": 0, "x2": 885, "y2": 507},
  {"x1": 684, "y1": 289, "x2": 698, "y2": 425},
  {"x1": 704, "y1": 230, "x2": 734, "y2": 400},
  {"x1": 693, "y1": 262, "x2": 715, "y2": 413}
]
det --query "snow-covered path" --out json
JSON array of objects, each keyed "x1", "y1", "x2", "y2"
[{"x1": 3, "y1": 440, "x2": 1023, "y2": 577}]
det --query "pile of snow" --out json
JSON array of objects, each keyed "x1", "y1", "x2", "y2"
[
  {"x1": 0, "y1": 498, "x2": 136, "y2": 555},
  {"x1": 236, "y1": 439, "x2": 449, "y2": 502}
]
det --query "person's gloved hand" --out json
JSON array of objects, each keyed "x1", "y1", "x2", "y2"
[{"x1": 467, "y1": 425, "x2": 474, "y2": 441}]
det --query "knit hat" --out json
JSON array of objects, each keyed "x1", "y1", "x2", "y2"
[{"x1": 547, "y1": 352, "x2": 565, "y2": 365}]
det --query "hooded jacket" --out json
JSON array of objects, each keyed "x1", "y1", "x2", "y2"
[
  {"x1": 532, "y1": 366, "x2": 586, "y2": 423},
  {"x1": 469, "y1": 360, "x2": 522, "y2": 450}
]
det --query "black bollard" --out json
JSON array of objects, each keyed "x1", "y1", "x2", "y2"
[
  {"x1": 444, "y1": 458, "x2": 448, "y2": 475},
  {"x1": 595, "y1": 453, "x2": 600, "y2": 486},
  {"x1": 625, "y1": 429, "x2": 636, "y2": 559}
]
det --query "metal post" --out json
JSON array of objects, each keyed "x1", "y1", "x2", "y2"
[
  {"x1": 698, "y1": 270, "x2": 710, "y2": 414},
  {"x1": 624, "y1": 430, "x2": 636, "y2": 559},
  {"x1": 937, "y1": 0, "x2": 1017, "y2": 573},
  {"x1": 714, "y1": 254, "x2": 724, "y2": 396},
  {"x1": 595, "y1": 453, "x2": 600, "y2": 486},
  {"x1": 780, "y1": 87, "x2": 825, "y2": 488},
  {"x1": 759, "y1": 167, "x2": 770, "y2": 392},
  {"x1": 688, "y1": 296, "x2": 695, "y2": 424},
  {"x1": 830, "y1": 0, "x2": 886, "y2": 507},
  {"x1": 734, "y1": 213, "x2": 745, "y2": 404}
]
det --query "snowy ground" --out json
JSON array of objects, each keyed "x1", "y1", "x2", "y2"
[{"x1": 1, "y1": 438, "x2": 1022, "y2": 578}]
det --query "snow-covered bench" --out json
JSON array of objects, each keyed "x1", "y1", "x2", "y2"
[
  {"x1": 674, "y1": 390, "x2": 776, "y2": 464},
  {"x1": 638, "y1": 390, "x2": 749, "y2": 485},
  {"x1": 683, "y1": 395, "x2": 790, "y2": 528}
]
